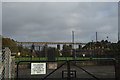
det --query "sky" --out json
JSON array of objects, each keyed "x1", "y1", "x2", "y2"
[
  {"x1": 2, "y1": 2, "x2": 118, "y2": 43},
  {"x1": 0, "y1": 2, "x2": 1, "y2": 35},
  {"x1": 119, "y1": 2, "x2": 120, "y2": 41}
]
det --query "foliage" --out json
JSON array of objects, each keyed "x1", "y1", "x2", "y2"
[
  {"x1": 2, "y1": 37, "x2": 31, "y2": 57},
  {"x1": 62, "y1": 45, "x2": 72, "y2": 57},
  {"x1": 2, "y1": 37, "x2": 19, "y2": 53},
  {"x1": 81, "y1": 40, "x2": 119, "y2": 58}
]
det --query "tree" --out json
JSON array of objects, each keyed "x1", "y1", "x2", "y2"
[
  {"x1": 2, "y1": 38, "x2": 19, "y2": 53},
  {"x1": 62, "y1": 45, "x2": 72, "y2": 57},
  {"x1": 2, "y1": 37, "x2": 31, "y2": 57}
]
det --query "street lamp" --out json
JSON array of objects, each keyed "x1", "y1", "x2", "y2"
[{"x1": 72, "y1": 31, "x2": 76, "y2": 59}]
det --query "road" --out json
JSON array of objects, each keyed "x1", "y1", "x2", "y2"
[{"x1": 17, "y1": 65, "x2": 115, "y2": 80}]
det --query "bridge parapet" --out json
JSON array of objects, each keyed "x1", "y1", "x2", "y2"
[{"x1": 17, "y1": 42, "x2": 86, "y2": 45}]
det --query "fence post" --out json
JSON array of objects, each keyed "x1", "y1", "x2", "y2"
[
  {"x1": 5, "y1": 47, "x2": 11, "y2": 79},
  {"x1": 115, "y1": 58, "x2": 120, "y2": 80},
  {"x1": 0, "y1": 47, "x2": 12, "y2": 80},
  {"x1": 16, "y1": 61, "x2": 21, "y2": 80},
  {"x1": 67, "y1": 61, "x2": 70, "y2": 80}
]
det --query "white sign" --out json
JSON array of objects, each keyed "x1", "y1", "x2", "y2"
[{"x1": 31, "y1": 63, "x2": 46, "y2": 75}]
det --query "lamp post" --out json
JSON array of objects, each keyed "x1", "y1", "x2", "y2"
[{"x1": 72, "y1": 31, "x2": 76, "y2": 59}]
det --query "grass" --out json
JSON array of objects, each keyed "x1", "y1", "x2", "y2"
[
  {"x1": 15, "y1": 57, "x2": 47, "y2": 62},
  {"x1": 15, "y1": 57, "x2": 115, "y2": 62}
]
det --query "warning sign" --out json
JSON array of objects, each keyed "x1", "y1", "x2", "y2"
[{"x1": 31, "y1": 63, "x2": 46, "y2": 75}]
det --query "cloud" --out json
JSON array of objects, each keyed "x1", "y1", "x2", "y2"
[{"x1": 2, "y1": 2, "x2": 118, "y2": 42}]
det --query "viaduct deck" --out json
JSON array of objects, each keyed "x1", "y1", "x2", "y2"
[{"x1": 17, "y1": 42, "x2": 86, "y2": 45}]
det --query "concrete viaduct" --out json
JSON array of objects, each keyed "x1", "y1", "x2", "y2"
[{"x1": 17, "y1": 42, "x2": 86, "y2": 45}]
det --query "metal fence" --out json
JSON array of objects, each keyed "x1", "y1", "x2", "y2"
[
  {"x1": 16, "y1": 59, "x2": 116, "y2": 80},
  {"x1": 0, "y1": 47, "x2": 15, "y2": 80},
  {"x1": 0, "y1": 49, "x2": 2, "y2": 79},
  {"x1": 0, "y1": 47, "x2": 119, "y2": 80}
]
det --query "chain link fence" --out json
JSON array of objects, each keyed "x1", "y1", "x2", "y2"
[
  {"x1": 0, "y1": 47, "x2": 120, "y2": 80},
  {"x1": 0, "y1": 47, "x2": 15, "y2": 80}
]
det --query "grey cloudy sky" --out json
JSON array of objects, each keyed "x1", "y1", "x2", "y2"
[
  {"x1": 0, "y1": 2, "x2": 2, "y2": 35},
  {"x1": 2, "y1": 2, "x2": 118, "y2": 43}
]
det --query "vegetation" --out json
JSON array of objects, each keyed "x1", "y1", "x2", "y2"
[
  {"x1": 2, "y1": 37, "x2": 120, "y2": 59},
  {"x1": 15, "y1": 57, "x2": 115, "y2": 62},
  {"x1": 81, "y1": 40, "x2": 120, "y2": 58},
  {"x1": 61, "y1": 45, "x2": 72, "y2": 57},
  {"x1": 2, "y1": 37, "x2": 31, "y2": 57}
]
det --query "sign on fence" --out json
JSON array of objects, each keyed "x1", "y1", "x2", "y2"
[
  {"x1": 31, "y1": 63, "x2": 46, "y2": 75},
  {"x1": 48, "y1": 62, "x2": 57, "y2": 69}
]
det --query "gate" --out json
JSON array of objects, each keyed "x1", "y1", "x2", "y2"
[{"x1": 16, "y1": 59, "x2": 116, "y2": 80}]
